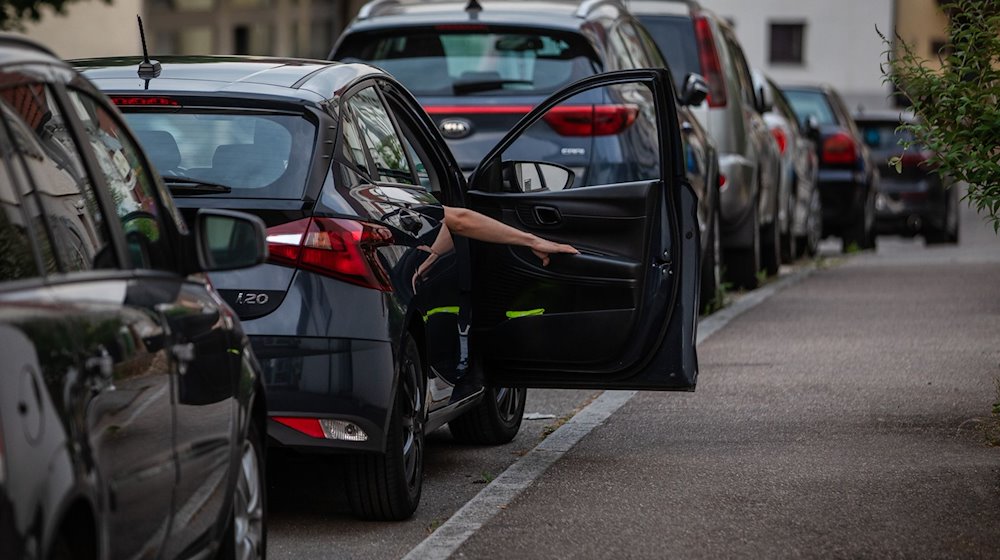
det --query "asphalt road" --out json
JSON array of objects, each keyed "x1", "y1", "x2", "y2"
[{"x1": 269, "y1": 201, "x2": 1000, "y2": 559}]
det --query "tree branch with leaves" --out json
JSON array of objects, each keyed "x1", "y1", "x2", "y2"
[{"x1": 880, "y1": 0, "x2": 1000, "y2": 231}]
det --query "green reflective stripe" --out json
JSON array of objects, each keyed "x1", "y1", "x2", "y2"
[
  {"x1": 227, "y1": 348, "x2": 241, "y2": 356},
  {"x1": 505, "y1": 308, "x2": 545, "y2": 319},
  {"x1": 423, "y1": 306, "x2": 460, "y2": 322}
]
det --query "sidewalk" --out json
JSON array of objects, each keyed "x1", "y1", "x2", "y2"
[{"x1": 452, "y1": 209, "x2": 1000, "y2": 558}]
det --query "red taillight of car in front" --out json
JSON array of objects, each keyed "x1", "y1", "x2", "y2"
[
  {"x1": 266, "y1": 217, "x2": 394, "y2": 292},
  {"x1": 821, "y1": 132, "x2": 858, "y2": 165},
  {"x1": 542, "y1": 104, "x2": 639, "y2": 137},
  {"x1": 770, "y1": 127, "x2": 788, "y2": 155},
  {"x1": 693, "y1": 14, "x2": 727, "y2": 108}
]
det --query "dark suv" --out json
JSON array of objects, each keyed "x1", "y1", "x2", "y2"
[
  {"x1": 79, "y1": 55, "x2": 702, "y2": 520},
  {"x1": 332, "y1": 0, "x2": 723, "y2": 309},
  {"x1": 0, "y1": 36, "x2": 268, "y2": 560}
]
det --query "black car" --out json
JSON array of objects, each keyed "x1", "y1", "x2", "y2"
[
  {"x1": 332, "y1": 0, "x2": 722, "y2": 310},
  {"x1": 855, "y1": 109, "x2": 959, "y2": 244},
  {"x1": 0, "y1": 36, "x2": 268, "y2": 559},
  {"x1": 782, "y1": 84, "x2": 879, "y2": 252},
  {"x1": 78, "y1": 56, "x2": 701, "y2": 520}
]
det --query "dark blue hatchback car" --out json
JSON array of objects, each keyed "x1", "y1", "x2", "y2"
[{"x1": 78, "y1": 55, "x2": 702, "y2": 520}]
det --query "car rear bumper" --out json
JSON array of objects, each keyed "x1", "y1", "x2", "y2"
[
  {"x1": 254, "y1": 335, "x2": 394, "y2": 454},
  {"x1": 818, "y1": 169, "x2": 869, "y2": 234},
  {"x1": 876, "y1": 190, "x2": 948, "y2": 234}
]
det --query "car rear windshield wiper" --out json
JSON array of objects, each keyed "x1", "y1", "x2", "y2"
[
  {"x1": 163, "y1": 177, "x2": 233, "y2": 195},
  {"x1": 452, "y1": 79, "x2": 532, "y2": 95}
]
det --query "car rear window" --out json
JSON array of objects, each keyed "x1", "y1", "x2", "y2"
[
  {"x1": 637, "y1": 15, "x2": 700, "y2": 94},
  {"x1": 783, "y1": 89, "x2": 838, "y2": 127},
  {"x1": 857, "y1": 120, "x2": 919, "y2": 152},
  {"x1": 123, "y1": 112, "x2": 315, "y2": 199},
  {"x1": 335, "y1": 28, "x2": 601, "y2": 96}
]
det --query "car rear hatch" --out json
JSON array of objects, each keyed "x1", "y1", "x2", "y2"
[
  {"x1": 333, "y1": 24, "x2": 604, "y2": 176},
  {"x1": 117, "y1": 98, "x2": 328, "y2": 321},
  {"x1": 856, "y1": 118, "x2": 931, "y2": 193}
]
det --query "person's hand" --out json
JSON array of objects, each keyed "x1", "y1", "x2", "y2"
[{"x1": 528, "y1": 237, "x2": 578, "y2": 266}]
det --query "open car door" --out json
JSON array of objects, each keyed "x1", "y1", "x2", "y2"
[{"x1": 466, "y1": 69, "x2": 700, "y2": 391}]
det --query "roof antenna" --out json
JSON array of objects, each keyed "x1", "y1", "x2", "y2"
[
  {"x1": 465, "y1": 0, "x2": 482, "y2": 17},
  {"x1": 137, "y1": 15, "x2": 161, "y2": 86}
]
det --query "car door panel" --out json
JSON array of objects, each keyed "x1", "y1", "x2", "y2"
[{"x1": 466, "y1": 69, "x2": 699, "y2": 390}]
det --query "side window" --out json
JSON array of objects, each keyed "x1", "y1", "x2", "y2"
[
  {"x1": 65, "y1": 90, "x2": 173, "y2": 271},
  {"x1": 723, "y1": 32, "x2": 755, "y2": 106},
  {"x1": 1, "y1": 82, "x2": 111, "y2": 273},
  {"x1": 345, "y1": 87, "x2": 416, "y2": 185},
  {"x1": 0, "y1": 124, "x2": 43, "y2": 281}
]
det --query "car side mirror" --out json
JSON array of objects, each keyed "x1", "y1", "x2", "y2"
[
  {"x1": 804, "y1": 115, "x2": 821, "y2": 141},
  {"x1": 680, "y1": 73, "x2": 710, "y2": 107},
  {"x1": 194, "y1": 209, "x2": 267, "y2": 272},
  {"x1": 503, "y1": 161, "x2": 575, "y2": 192},
  {"x1": 755, "y1": 84, "x2": 773, "y2": 114}
]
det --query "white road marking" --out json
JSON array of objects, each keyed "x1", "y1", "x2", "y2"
[{"x1": 402, "y1": 267, "x2": 815, "y2": 560}]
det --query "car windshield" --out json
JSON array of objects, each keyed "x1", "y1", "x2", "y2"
[
  {"x1": 335, "y1": 28, "x2": 601, "y2": 96},
  {"x1": 637, "y1": 15, "x2": 700, "y2": 94},
  {"x1": 783, "y1": 89, "x2": 838, "y2": 128},
  {"x1": 123, "y1": 112, "x2": 316, "y2": 199}
]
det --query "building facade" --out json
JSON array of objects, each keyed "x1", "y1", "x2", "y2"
[
  {"x1": 17, "y1": 0, "x2": 365, "y2": 60},
  {"x1": 707, "y1": 0, "x2": 895, "y2": 111}
]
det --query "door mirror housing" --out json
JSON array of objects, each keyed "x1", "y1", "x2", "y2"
[
  {"x1": 751, "y1": 69, "x2": 773, "y2": 113},
  {"x1": 193, "y1": 209, "x2": 267, "y2": 272},
  {"x1": 680, "y1": 73, "x2": 710, "y2": 107},
  {"x1": 804, "y1": 115, "x2": 821, "y2": 141},
  {"x1": 504, "y1": 161, "x2": 575, "y2": 192}
]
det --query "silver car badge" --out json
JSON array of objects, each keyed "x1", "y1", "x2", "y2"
[{"x1": 439, "y1": 118, "x2": 473, "y2": 139}]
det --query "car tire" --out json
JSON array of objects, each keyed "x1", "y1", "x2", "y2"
[
  {"x1": 449, "y1": 386, "x2": 526, "y2": 445},
  {"x1": 218, "y1": 421, "x2": 267, "y2": 560},
  {"x1": 925, "y1": 191, "x2": 960, "y2": 245},
  {"x1": 796, "y1": 188, "x2": 822, "y2": 258},
  {"x1": 780, "y1": 186, "x2": 797, "y2": 263},
  {"x1": 724, "y1": 204, "x2": 761, "y2": 291},
  {"x1": 761, "y1": 210, "x2": 781, "y2": 276},
  {"x1": 843, "y1": 189, "x2": 876, "y2": 252},
  {"x1": 699, "y1": 200, "x2": 722, "y2": 313},
  {"x1": 345, "y1": 334, "x2": 425, "y2": 521}
]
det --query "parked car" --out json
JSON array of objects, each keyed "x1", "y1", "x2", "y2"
[
  {"x1": 854, "y1": 109, "x2": 959, "y2": 244},
  {"x1": 331, "y1": 0, "x2": 723, "y2": 311},
  {"x1": 78, "y1": 56, "x2": 702, "y2": 520},
  {"x1": 781, "y1": 84, "x2": 879, "y2": 252},
  {"x1": 755, "y1": 72, "x2": 822, "y2": 259},
  {"x1": 632, "y1": 0, "x2": 781, "y2": 287},
  {"x1": 0, "y1": 35, "x2": 268, "y2": 560}
]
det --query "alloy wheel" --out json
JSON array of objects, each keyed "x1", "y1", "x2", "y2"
[
  {"x1": 233, "y1": 439, "x2": 264, "y2": 560},
  {"x1": 494, "y1": 387, "x2": 523, "y2": 424},
  {"x1": 399, "y1": 352, "x2": 424, "y2": 491}
]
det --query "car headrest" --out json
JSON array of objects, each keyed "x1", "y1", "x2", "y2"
[
  {"x1": 134, "y1": 130, "x2": 181, "y2": 171},
  {"x1": 212, "y1": 144, "x2": 285, "y2": 188}
]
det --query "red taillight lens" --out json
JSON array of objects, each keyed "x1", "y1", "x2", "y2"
[
  {"x1": 266, "y1": 217, "x2": 394, "y2": 291},
  {"x1": 821, "y1": 132, "x2": 857, "y2": 165},
  {"x1": 110, "y1": 96, "x2": 181, "y2": 107},
  {"x1": 542, "y1": 104, "x2": 638, "y2": 137},
  {"x1": 771, "y1": 127, "x2": 788, "y2": 155},
  {"x1": 900, "y1": 151, "x2": 934, "y2": 169},
  {"x1": 694, "y1": 15, "x2": 727, "y2": 108}
]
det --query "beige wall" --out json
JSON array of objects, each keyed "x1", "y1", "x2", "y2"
[
  {"x1": 895, "y1": 0, "x2": 951, "y2": 71},
  {"x1": 15, "y1": 0, "x2": 144, "y2": 59}
]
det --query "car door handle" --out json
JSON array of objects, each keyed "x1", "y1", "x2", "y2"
[
  {"x1": 681, "y1": 121, "x2": 694, "y2": 133},
  {"x1": 533, "y1": 206, "x2": 562, "y2": 226}
]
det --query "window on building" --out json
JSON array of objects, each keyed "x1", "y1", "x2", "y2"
[{"x1": 769, "y1": 22, "x2": 805, "y2": 65}]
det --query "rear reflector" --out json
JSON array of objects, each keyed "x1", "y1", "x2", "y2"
[
  {"x1": 542, "y1": 104, "x2": 639, "y2": 137},
  {"x1": 821, "y1": 132, "x2": 857, "y2": 165},
  {"x1": 110, "y1": 96, "x2": 180, "y2": 107},
  {"x1": 693, "y1": 15, "x2": 727, "y2": 108},
  {"x1": 266, "y1": 217, "x2": 394, "y2": 292},
  {"x1": 273, "y1": 417, "x2": 369, "y2": 442}
]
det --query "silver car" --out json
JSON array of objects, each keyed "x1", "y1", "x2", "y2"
[{"x1": 634, "y1": 0, "x2": 781, "y2": 289}]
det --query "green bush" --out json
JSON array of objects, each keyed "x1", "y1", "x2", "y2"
[{"x1": 880, "y1": 0, "x2": 1000, "y2": 231}]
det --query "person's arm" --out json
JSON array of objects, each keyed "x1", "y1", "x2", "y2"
[{"x1": 443, "y1": 206, "x2": 578, "y2": 266}]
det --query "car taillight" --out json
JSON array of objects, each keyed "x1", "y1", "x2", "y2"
[
  {"x1": 771, "y1": 127, "x2": 788, "y2": 155},
  {"x1": 110, "y1": 96, "x2": 181, "y2": 107},
  {"x1": 900, "y1": 151, "x2": 934, "y2": 169},
  {"x1": 694, "y1": 15, "x2": 727, "y2": 108},
  {"x1": 542, "y1": 104, "x2": 638, "y2": 136},
  {"x1": 266, "y1": 217, "x2": 394, "y2": 292},
  {"x1": 821, "y1": 132, "x2": 857, "y2": 165}
]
